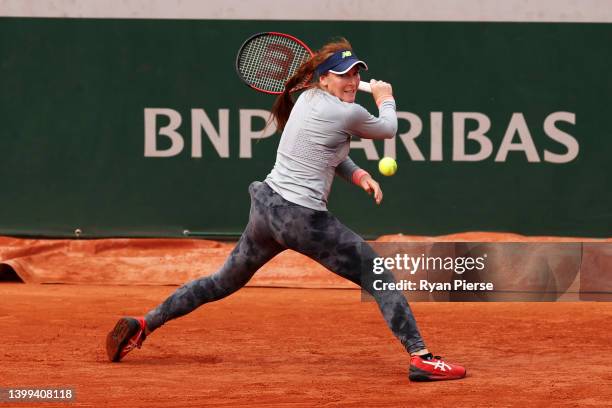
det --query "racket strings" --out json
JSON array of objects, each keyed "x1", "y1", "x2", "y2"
[{"x1": 238, "y1": 34, "x2": 312, "y2": 93}]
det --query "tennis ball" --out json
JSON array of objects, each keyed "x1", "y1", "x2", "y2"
[{"x1": 378, "y1": 157, "x2": 397, "y2": 176}]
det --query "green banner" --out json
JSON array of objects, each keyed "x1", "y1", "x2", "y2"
[{"x1": 1, "y1": 17, "x2": 610, "y2": 238}]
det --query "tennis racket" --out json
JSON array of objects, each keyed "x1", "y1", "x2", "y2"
[{"x1": 235, "y1": 32, "x2": 372, "y2": 95}]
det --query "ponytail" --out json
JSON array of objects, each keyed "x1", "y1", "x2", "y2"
[{"x1": 270, "y1": 38, "x2": 354, "y2": 132}]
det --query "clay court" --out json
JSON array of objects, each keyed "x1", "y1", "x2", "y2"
[
  {"x1": 1, "y1": 233, "x2": 611, "y2": 407},
  {"x1": 2, "y1": 284, "x2": 612, "y2": 407}
]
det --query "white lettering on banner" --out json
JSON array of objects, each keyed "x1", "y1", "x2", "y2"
[
  {"x1": 430, "y1": 112, "x2": 444, "y2": 161},
  {"x1": 543, "y1": 112, "x2": 579, "y2": 163},
  {"x1": 142, "y1": 108, "x2": 578, "y2": 163},
  {"x1": 388, "y1": 112, "x2": 425, "y2": 161},
  {"x1": 144, "y1": 108, "x2": 183, "y2": 157},
  {"x1": 453, "y1": 112, "x2": 493, "y2": 161},
  {"x1": 387, "y1": 112, "x2": 441, "y2": 161},
  {"x1": 144, "y1": 108, "x2": 276, "y2": 158},
  {"x1": 239, "y1": 109, "x2": 276, "y2": 158},
  {"x1": 351, "y1": 138, "x2": 379, "y2": 160},
  {"x1": 191, "y1": 109, "x2": 230, "y2": 158},
  {"x1": 495, "y1": 113, "x2": 541, "y2": 162}
]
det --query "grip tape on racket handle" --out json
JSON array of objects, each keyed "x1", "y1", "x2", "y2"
[{"x1": 358, "y1": 81, "x2": 372, "y2": 93}]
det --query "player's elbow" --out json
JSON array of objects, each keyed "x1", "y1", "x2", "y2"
[
  {"x1": 380, "y1": 121, "x2": 398, "y2": 139},
  {"x1": 383, "y1": 128, "x2": 396, "y2": 139}
]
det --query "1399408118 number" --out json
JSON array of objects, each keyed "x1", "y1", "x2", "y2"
[{"x1": 0, "y1": 387, "x2": 75, "y2": 402}]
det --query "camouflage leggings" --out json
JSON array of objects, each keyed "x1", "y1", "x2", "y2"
[{"x1": 145, "y1": 181, "x2": 426, "y2": 353}]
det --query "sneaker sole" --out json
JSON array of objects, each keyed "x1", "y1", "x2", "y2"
[
  {"x1": 409, "y1": 366, "x2": 467, "y2": 381},
  {"x1": 106, "y1": 317, "x2": 140, "y2": 362}
]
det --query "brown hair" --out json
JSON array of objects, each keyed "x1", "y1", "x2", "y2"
[{"x1": 270, "y1": 38, "x2": 354, "y2": 132}]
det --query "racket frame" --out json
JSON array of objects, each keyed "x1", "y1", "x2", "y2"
[
  {"x1": 235, "y1": 31, "x2": 372, "y2": 95},
  {"x1": 235, "y1": 32, "x2": 314, "y2": 95}
]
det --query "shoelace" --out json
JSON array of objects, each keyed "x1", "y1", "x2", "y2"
[{"x1": 123, "y1": 329, "x2": 146, "y2": 353}]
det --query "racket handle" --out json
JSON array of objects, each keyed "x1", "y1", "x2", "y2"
[{"x1": 358, "y1": 81, "x2": 372, "y2": 93}]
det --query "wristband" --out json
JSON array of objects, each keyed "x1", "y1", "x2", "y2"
[{"x1": 352, "y1": 169, "x2": 370, "y2": 185}]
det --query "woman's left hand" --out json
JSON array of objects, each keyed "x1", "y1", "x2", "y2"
[{"x1": 358, "y1": 174, "x2": 383, "y2": 205}]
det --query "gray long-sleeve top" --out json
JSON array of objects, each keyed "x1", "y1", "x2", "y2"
[{"x1": 265, "y1": 87, "x2": 397, "y2": 211}]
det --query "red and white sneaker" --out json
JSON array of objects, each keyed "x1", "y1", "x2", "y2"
[
  {"x1": 409, "y1": 354, "x2": 466, "y2": 381},
  {"x1": 106, "y1": 317, "x2": 147, "y2": 362}
]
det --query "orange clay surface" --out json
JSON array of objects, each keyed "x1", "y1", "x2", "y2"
[{"x1": 1, "y1": 283, "x2": 612, "y2": 407}]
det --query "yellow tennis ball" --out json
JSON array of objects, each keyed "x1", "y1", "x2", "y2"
[{"x1": 378, "y1": 157, "x2": 397, "y2": 176}]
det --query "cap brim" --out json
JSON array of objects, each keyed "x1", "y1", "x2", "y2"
[{"x1": 328, "y1": 60, "x2": 368, "y2": 75}]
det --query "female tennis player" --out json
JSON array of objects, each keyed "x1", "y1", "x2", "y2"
[{"x1": 106, "y1": 38, "x2": 466, "y2": 382}]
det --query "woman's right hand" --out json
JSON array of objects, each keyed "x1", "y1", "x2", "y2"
[
  {"x1": 370, "y1": 79, "x2": 393, "y2": 105},
  {"x1": 358, "y1": 174, "x2": 383, "y2": 205}
]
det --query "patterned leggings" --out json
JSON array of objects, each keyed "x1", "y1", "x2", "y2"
[{"x1": 145, "y1": 181, "x2": 426, "y2": 353}]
